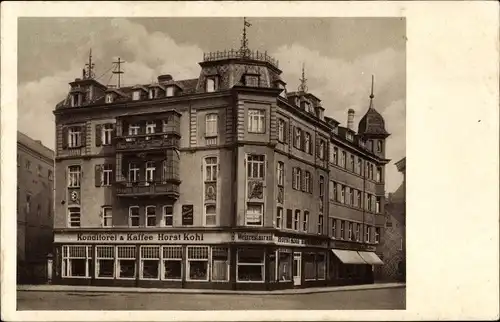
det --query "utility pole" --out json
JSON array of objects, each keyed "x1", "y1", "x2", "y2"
[{"x1": 112, "y1": 57, "x2": 125, "y2": 88}]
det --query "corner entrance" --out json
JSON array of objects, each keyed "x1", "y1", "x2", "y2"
[{"x1": 293, "y1": 252, "x2": 301, "y2": 286}]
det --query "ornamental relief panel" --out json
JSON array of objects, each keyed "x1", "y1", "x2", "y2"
[
  {"x1": 247, "y1": 180, "x2": 264, "y2": 200},
  {"x1": 204, "y1": 182, "x2": 217, "y2": 202},
  {"x1": 277, "y1": 186, "x2": 284, "y2": 204}
]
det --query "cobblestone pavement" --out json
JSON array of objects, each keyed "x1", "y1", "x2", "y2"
[{"x1": 17, "y1": 287, "x2": 405, "y2": 310}]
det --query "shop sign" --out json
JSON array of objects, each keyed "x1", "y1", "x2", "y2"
[
  {"x1": 331, "y1": 240, "x2": 377, "y2": 252},
  {"x1": 181, "y1": 205, "x2": 194, "y2": 225},
  {"x1": 55, "y1": 232, "x2": 232, "y2": 244},
  {"x1": 232, "y1": 232, "x2": 274, "y2": 243},
  {"x1": 275, "y1": 236, "x2": 305, "y2": 246}
]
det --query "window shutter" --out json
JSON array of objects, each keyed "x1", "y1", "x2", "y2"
[
  {"x1": 95, "y1": 165, "x2": 102, "y2": 187},
  {"x1": 316, "y1": 138, "x2": 320, "y2": 158},
  {"x1": 286, "y1": 209, "x2": 293, "y2": 228},
  {"x1": 155, "y1": 160, "x2": 162, "y2": 182},
  {"x1": 301, "y1": 171, "x2": 306, "y2": 191},
  {"x1": 300, "y1": 131, "x2": 305, "y2": 151},
  {"x1": 292, "y1": 168, "x2": 296, "y2": 189},
  {"x1": 80, "y1": 126, "x2": 86, "y2": 147},
  {"x1": 95, "y1": 124, "x2": 102, "y2": 147},
  {"x1": 292, "y1": 126, "x2": 296, "y2": 147},
  {"x1": 62, "y1": 126, "x2": 68, "y2": 149}
]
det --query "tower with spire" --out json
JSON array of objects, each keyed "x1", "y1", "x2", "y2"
[{"x1": 357, "y1": 75, "x2": 390, "y2": 158}]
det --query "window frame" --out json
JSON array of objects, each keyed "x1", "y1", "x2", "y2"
[
  {"x1": 145, "y1": 161, "x2": 155, "y2": 184},
  {"x1": 236, "y1": 248, "x2": 265, "y2": 283},
  {"x1": 68, "y1": 206, "x2": 81, "y2": 228},
  {"x1": 211, "y1": 247, "x2": 230, "y2": 282},
  {"x1": 304, "y1": 171, "x2": 311, "y2": 193},
  {"x1": 247, "y1": 109, "x2": 266, "y2": 134},
  {"x1": 101, "y1": 206, "x2": 112, "y2": 228},
  {"x1": 163, "y1": 205, "x2": 174, "y2": 227},
  {"x1": 162, "y1": 245, "x2": 183, "y2": 281},
  {"x1": 205, "y1": 113, "x2": 219, "y2": 138},
  {"x1": 68, "y1": 126, "x2": 82, "y2": 148},
  {"x1": 128, "y1": 206, "x2": 140, "y2": 227},
  {"x1": 277, "y1": 119, "x2": 285, "y2": 142},
  {"x1": 276, "y1": 207, "x2": 283, "y2": 229},
  {"x1": 102, "y1": 164, "x2": 113, "y2": 186},
  {"x1": 117, "y1": 246, "x2": 137, "y2": 280},
  {"x1": 95, "y1": 245, "x2": 115, "y2": 279},
  {"x1": 245, "y1": 203, "x2": 264, "y2": 227},
  {"x1": 140, "y1": 246, "x2": 161, "y2": 280},
  {"x1": 102, "y1": 123, "x2": 114, "y2": 145},
  {"x1": 277, "y1": 161, "x2": 284, "y2": 187},
  {"x1": 293, "y1": 210, "x2": 300, "y2": 230},
  {"x1": 303, "y1": 211, "x2": 309, "y2": 232},
  {"x1": 68, "y1": 165, "x2": 81, "y2": 188},
  {"x1": 62, "y1": 245, "x2": 92, "y2": 279},
  {"x1": 247, "y1": 155, "x2": 265, "y2": 180},
  {"x1": 128, "y1": 162, "x2": 140, "y2": 183},
  {"x1": 204, "y1": 204, "x2": 217, "y2": 227},
  {"x1": 186, "y1": 246, "x2": 210, "y2": 282},
  {"x1": 145, "y1": 205, "x2": 157, "y2": 227}
]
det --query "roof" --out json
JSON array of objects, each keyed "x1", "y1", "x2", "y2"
[
  {"x1": 358, "y1": 107, "x2": 389, "y2": 136},
  {"x1": 17, "y1": 131, "x2": 54, "y2": 161}
]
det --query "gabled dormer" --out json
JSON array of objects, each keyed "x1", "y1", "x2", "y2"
[
  {"x1": 68, "y1": 77, "x2": 107, "y2": 108},
  {"x1": 148, "y1": 83, "x2": 166, "y2": 99},
  {"x1": 325, "y1": 116, "x2": 340, "y2": 135},
  {"x1": 131, "y1": 85, "x2": 148, "y2": 101},
  {"x1": 157, "y1": 74, "x2": 182, "y2": 97},
  {"x1": 273, "y1": 79, "x2": 287, "y2": 98},
  {"x1": 104, "y1": 88, "x2": 128, "y2": 104}
]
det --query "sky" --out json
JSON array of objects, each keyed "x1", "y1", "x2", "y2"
[{"x1": 17, "y1": 17, "x2": 406, "y2": 193}]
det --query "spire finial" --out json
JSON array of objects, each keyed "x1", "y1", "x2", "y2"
[
  {"x1": 369, "y1": 74, "x2": 375, "y2": 108},
  {"x1": 298, "y1": 62, "x2": 308, "y2": 93},
  {"x1": 84, "y1": 49, "x2": 95, "y2": 79},
  {"x1": 240, "y1": 17, "x2": 252, "y2": 57}
]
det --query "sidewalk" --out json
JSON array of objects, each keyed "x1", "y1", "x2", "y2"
[{"x1": 18, "y1": 282, "x2": 405, "y2": 295}]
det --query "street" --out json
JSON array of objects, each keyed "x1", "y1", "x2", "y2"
[{"x1": 17, "y1": 287, "x2": 405, "y2": 310}]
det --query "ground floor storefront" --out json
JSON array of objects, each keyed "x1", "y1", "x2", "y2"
[{"x1": 51, "y1": 230, "x2": 383, "y2": 290}]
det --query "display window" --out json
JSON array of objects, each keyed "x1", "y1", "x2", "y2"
[
  {"x1": 237, "y1": 248, "x2": 265, "y2": 282},
  {"x1": 141, "y1": 246, "x2": 160, "y2": 280},
  {"x1": 62, "y1": 245, "x2": 92, "y2": 278},
  {"x1": 117, "y1": 246, "x2": 136, "y2": 279},
  {"x1": 162, "y1": 246, "x2": 183, "y2": 281},
  {"x1": 96, "y1": 245, "x2": 115, "y2": 279},
  {"x1": 187, "y1": 246, "x2": 209, "y2": 281}
]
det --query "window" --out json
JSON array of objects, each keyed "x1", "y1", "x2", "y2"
[
  {"x1": 68, "y1": 207, "x2": 81, "y2": 227},
  {"x1": 278, "y1": 119, "x2": 285, "y2": 142},
  {"x1": 146, "y1": 206, "x2": 156, "y2": 227},
  {"x1": 62, "y1": 245, "x2": 91, "y2": 278},
  {"x1": 350, "y1": 155, "x2": 355, "y2": 171},
  {"x1": 145, "y1": 161, "x2": 155, "y2": 184},
  {"x1": 356, "y1": 223, "x2": 361, "y2": 241},
  {"x1": 25, "y1": 194, "x2": 31, "y2": 213},
  {"x1": 276, "y1": 207, "x2": 283, "y2": 229},
  {"x1": 248, "y1": 109, "x2": 265, "y2": 133},
  {"x1": 357, "y1": 159, "x2": 362, "y2": 175},
  {"x1": 340, "y1": 185, "x2": 346, "y2": 203},
  {"x1": 294, "y1": 128, "x2": 302, "y2": 149},
  {"x1": 145, "y1": 121, "x2": 156, "y2": 135},
  {"x1": 245, "y1": 75, "x2": 260, "y2": 87},
  {"x1": 345, "y1": 187, "x2": 351, "y2": 205},
  {"x1": 149, "y1": 88, "x2": 158, "y2": 99},
  {"x1": 277, "y1": 162, "x2": 284, "y2": 186},
  {"x1": 318, "y1": 214, "x2": 324, "y2": 234},
  {"x1": 370, "y1": 164, "x2": 375, "y2": 180},
  {"x1": 117, "y1": 246, "x2": 136, "y2": 279},
  {"x1": 37, "y1": 164, "x2": 42, "y2": 176},
  {"x1": 102, "y1": 207, "x2": 112, "y2": 227},
  {"x1": 319, "y1": 176, "x2": 325, "y2": 198},
  {"x1": 96, "y1": 246, "x2": 115, "y2": 279},
  {"x1": 331, "y1": 219, "x2": 336, "y2": 239},
  {"x1": 278, "y1": 249, "x2": 292, "y2": 282},
  {"x1": 102, "y1": 164, "x2": 113, "y2": 186},
  {"x1": 212, "y1": 247, "x2": 229, "y2": 281},
  {"x1": 304, "y1": 133, "x2": 311, "y2": 153},
  {"x1": 367, "y1": 194, "x2": 373, "y2": 211},
  {"x1": 205, "y1": 205, "x2": 216, "y2": 226},
  {"x1": 317, "y1": 253, "x2": 326, "y2": 280},
  {"x1": 350, "y1": 187, "x2": 355, "y2": 205},
  {"x1": 293, "y1": 168, "x2": 302, "y2": 190},
  {"x1": 304, "y1": 171, "x2": 311, "y2": 193},
  {"x1": 346, "y1": 132, "x2": 354, "y2": 141},
  {"x1": 375, "y1": 227, "x2": 380, "y2": 244},
  {"x1": 187, "y1": 246, "x2": 209, "y2": 281},
  {"x1": 303, "y1": 211, "x2": 309, "y2": 232},
  {"x1": 132, "y1": 90, "x2": 141, "y2": 100},
  {"x1": 166, "y1": 86, "x2": 174, "y2": 97},
  {"x1": 48, "y1": 169, "x2": 53, "y2": 181},
  {"x1": 163, "y1": 205, "x2": 173, "y2": 226},
  {"x1": 304, "y1": 253, "x2": 317, "y2": 281},
  {"x1": 140, "y1": 246, "x2": 160, "y2": 279},
  {"x1": 357, "y1": 190, "x2": 362, "y2": 208},
  {"x1": 128, "y1": 123, "x2": 140, "y2": 136},
  {"x1": 366, "y1": 226, "x2": 371, "y2": 243},
  {"x1": 129, "y1": 206, "x2": 140, "y2": 227},
  {"x1": 204, "y1": 157, "x2": 217, "y2": 182},
  {"x1": 368, "y1": 140, "x2": 373, "y2": 151},
  {"x1": 341, "y1": 151, "x2": 347, "y2": 168},
  {"x1": 340, "y1": 221, "x2": 345, "y2": 240},
  {"x1": 206, "y1": 77, "x2": 217, "y2": 92},
  {"x1": 205, "y1": 114, "x2": 218, "y2": 138},
  {"x1": 348, "y1": 222, "x2": 353, "y2": 240},
  {"x1": 319, "y1": 140, "x2": 325, "y2": 160},
  {"x1": 102, "y1": 123, "x2": 114, "y2": 145},
  {"x1": 293, "y1": 210, "x2": 300, "y2": 230},
  {"x1": 376, "y1": 167, "x2": 382, "y2": 182},
  {"x1": 105, "y1": 93, "x2": 114, "y2": 103},
  {"x1": 163, "y1": 246, "x2": 182, "y2": 280},
  {"x1": 68, "y1": 165, "x2": 81, "y2": 187},
  {"x1": 376, "y1": 197, "x2": 381, "y2": 213},
  {"x1": 329, "y1": 181, "x2": 335, "y2": 200},
  {"x1": 332, "y1": 147, "x2": 338, "y2": 165},
  {"x1": 246, "y1": 203, "x2": 263, "y2": 226},
  {"x1": 128, "y1": 162, "x2": 140, "y2": 183},
  {"x1": 237, "y1": 248, "x2": 264, "y2": 282},
  {"x1": 377, "y1": 140, "x2": 383, "y2": 152},
  {"x1": 286, "y1": 209, "x2": 293, "y2": 229},
  {"x1": 68, "y1": 126, "x2": 82, "y2": 148},
  {"x1": 247, "y1": 155, "x2": 265, "y2": 179}
]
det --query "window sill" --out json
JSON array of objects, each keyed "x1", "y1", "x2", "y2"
[
  {"x1": 186, "y1": 279, "x2": 209, "y2": 282},
  {"x1": 62, "y1": 276, "x2": 91, "y2": 279},
  {"x1": 236, "y1": 280, "x2": 265, "y2": 283}
]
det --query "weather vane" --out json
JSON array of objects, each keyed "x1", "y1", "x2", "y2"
[{"x1": 298, "y1": 62, "x2": 308, "y2": 93}]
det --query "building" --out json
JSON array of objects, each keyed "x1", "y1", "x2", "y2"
[
  {"x1": 51, "y1": 25, "x2": 389, "y2": 290},
  {"x1": 17, "y1": 131, "x2": 55, "y2": 283},
  {"x1": 375, "y1": 157, "x2": 405, "y2": 282}
]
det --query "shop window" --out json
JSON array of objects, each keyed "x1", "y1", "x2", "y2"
[
  {"x1": 187, "y1": 246, "x2": 209, "y2": 281},
  {"x1": 163, "y1": 205, "x2": 173, "y2": 226},
  {"x1": 237, "y1": 248, "x2": 265, "y2": 282},
  {"x1": 146, "y1": 206, "x2": 156, "y2": 227},
  {"x1": 62, "y1": 245, "x2": 92, "y2": 278},
  {"x1": 278, "y1": 249, "x2": 292, "y2": 282},
  {"x1": 162, "y1": 246, "x2": 183, "y2": 281},
  {"x1": 212, "y1": 247, "x2": 229, "y2": 282},
  {"x1": 269, "y1": 251, "x2": 276, "y2": 282},
  {"x1": 141, "y1": 246, "x2": 160, "y2": 280},
  {"x1": 304, "y1": 253, "x2": 317, "y2": 281},
  {"x1": 96, "y1": 246, "x2": 115, "y2": 279},
  {"x1": 317, "y1": 253, "x2": 326, "y2": 280},
  {"x1": 117, "y1": 246, "x2": 136, "y2": 279}
]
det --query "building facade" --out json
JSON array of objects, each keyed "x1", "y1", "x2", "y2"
[
  {"x1": 17, "y1": 131, "x2": 55, "y2": 283},
  {"x1": 52, "y1": 45, "x2": 390, "y2": 290}
]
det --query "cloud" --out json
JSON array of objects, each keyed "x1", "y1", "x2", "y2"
[
  {"x1": 18, "y1": 18, "x2": 204, "y2": 151},
  {"x1": 272, "y1": 44, "x2": 406, "y2": 192}
]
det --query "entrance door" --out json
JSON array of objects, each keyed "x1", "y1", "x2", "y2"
[{"x1": 293, "y1": 252, "x2": 301, "y2": 286}]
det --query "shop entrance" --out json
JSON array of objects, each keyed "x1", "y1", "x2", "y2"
[{"x1": 293, "y1": 252, "x2": 301, "y2": 286}]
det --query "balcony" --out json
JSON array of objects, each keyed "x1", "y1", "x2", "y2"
[
  {"x1": 115, "y1": 133, "x2": 180, "y2": 152},
  {"x1": 202, "y1": 49, "x2": 279, "y2": 69},
  {"x1": 116, "y1": 181, "x2": 180, "y2": 198}
]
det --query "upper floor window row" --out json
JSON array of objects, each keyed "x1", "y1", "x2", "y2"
[
  {"x1": 329, "y1": 143, "x2": 384, "y2": 183},
  {"x1": 123, "y1": 118, "x2": 176, "y2": 137},
  {"x1": 292, "y1": 126, "x2": 313, "y2": 155}
]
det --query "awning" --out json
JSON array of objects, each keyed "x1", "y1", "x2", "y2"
[
  {"x1": 358, "y1": 251, "x2": 384, "y2": 265},
  {"x1": 331, "y1": 249, "x2": 367, "y2": 264}
]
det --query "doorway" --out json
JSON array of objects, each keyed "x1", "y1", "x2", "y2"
[{"x1": 293, "y1": 252, "x2": 301, "y2": 286}]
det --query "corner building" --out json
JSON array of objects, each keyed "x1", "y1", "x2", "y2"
[{"x1": 53, "y1": 48, "x2": 389, "y2": 290}]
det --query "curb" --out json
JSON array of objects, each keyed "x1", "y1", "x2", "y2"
[{"x1": 18, "y1": 283, "x2": 405, "y2": 296}]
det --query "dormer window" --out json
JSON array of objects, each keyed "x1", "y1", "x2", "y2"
[
  {"x1": 244, "y1": 74, "x2": 259, "y2": 87},
  {"x1": 346, "y1": 132, "x2": 354, "y2": 141},
  {"x1": 132, "y1": 90, "x2": 141, "y2": 101},
  {"x1": 278, "y1": 83, "x2": 286, "y2": 98},
  {"x1": 377, "y1": 140, "x2": 383, "y2": 153},
  {"x1": 332, "y1": 126, "x2": 338, "y2": 135},
  {"x1": 149, "y1": 88, "x2": 159, "y2": 99},
  {"x1": 295, "y1": 98, "x2": 300, "y2": 107},
  {"x1": 166, "y1": 86, "x2": 174, "y2": 97},
  {"x1": 206, "y1": 76, "x2": 218, "y2": 93},
  {"x1": 71, "y1": 95, "x2": 78, "y2": 107},
  {"x1": 367, "y1": 140, "x2": 374, "y2": 151},
  {"x1": 305, "y1": 102, "x2": 312, "y2": 113},
  {"x1": 105, "y1": 93, "x2": 114, "y2": 104},
  {"x1": 359, "y1": 139, "x2": 365, "y2": 148}
]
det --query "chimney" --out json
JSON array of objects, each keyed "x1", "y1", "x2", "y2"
[
  {"x1": 158, "y1": 74, "x2": 173, "y2": 83},
  {"x1": 347, "y1": 109, "x2": 355, "y2": 130}
]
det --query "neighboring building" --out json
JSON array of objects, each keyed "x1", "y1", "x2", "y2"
[
  {"x1": 375, "y1": 157, "x2": 405, "y2": 282},
  {"x1": 51, "y1": 29, "x2": 390, "y2": 290},
  {"x1": 17, "y1": 131, "x2": 55, "y2": 283}
]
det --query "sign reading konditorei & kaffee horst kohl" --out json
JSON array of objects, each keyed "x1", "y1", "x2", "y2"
[{"x1": 54, "y1": 232, "x2": 233, "y2": 244}]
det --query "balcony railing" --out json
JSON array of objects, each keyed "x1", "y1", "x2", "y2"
[
  {"x1": 202, "y1": 49, "x2": 279, "y2": 69},
  {"x1": 115, "y1": 133, "x2": 180, "y2": 151},
  {"x1": 116, "y1": 181, "x2": 180, "y2": 197}
]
